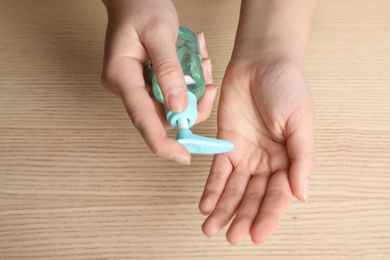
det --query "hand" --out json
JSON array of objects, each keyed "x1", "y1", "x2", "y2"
[
  {"x1": 199, "y1": 54, "x2": 315, "y2": 244},
  {"x1": 101, "y1": 0, "x2": 216, "y2": 164}
]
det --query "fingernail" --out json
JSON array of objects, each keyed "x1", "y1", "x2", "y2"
[
  {"x1": 207, "y1": 58, "x2": 212, "y2": 77},
  {"x1": 170, "y1": 152, "x2": 190, "y2": 165},
  {"x1": 210, "y1": 87, "x2": 217, "y2": 104},
  {"x1": 200, "y1": 32, "x2": 206, "y2": 48},
  {"x1": 167, "y1": 89, "x2": 186, "y2": 112},
  {"x1": 303, "y1": 180, "x2": 310, "y2": 202}
]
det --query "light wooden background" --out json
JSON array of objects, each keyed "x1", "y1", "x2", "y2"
[{"x1": 1, "y1": 0, "x2": 390, "y2": 259}]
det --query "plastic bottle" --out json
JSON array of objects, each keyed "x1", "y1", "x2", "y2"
[{"x1": 151, "y1": 26, "x2": 233, "y2": 154}]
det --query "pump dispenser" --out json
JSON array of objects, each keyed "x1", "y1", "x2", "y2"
[{"x1": 151, "y1": 26, "x2": 234, "y2": 154}]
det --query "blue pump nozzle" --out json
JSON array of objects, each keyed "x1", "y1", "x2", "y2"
[
  {"x1": 177, "y1": 128, "x2": 234, "y2": 154},
  {"x1": 165, "y1": 91, "x2": 234, "y2": 154}
]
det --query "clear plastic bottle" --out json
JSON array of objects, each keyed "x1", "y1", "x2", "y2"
[
  {"x1": 151, "y1": 25, "x2": 206, "y2": 103},
  {"x1": 150, "y1": 26, "x2": 233, "y2": 155}
]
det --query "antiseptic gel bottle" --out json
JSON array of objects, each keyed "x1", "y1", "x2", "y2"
[{"x1": 151, "y1": 26, "x2": 234, "y2": 154}]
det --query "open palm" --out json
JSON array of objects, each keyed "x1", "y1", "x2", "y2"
[{"x1": 199, "y1": 58, "x2": 315, "y2": 244}]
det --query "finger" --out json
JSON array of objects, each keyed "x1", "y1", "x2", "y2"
[
  {"x1": 202, "y1": 170, "x2": 250, "y2": 237},
  {"x1": 143, "y1": 28, "x2": 188, "y2": 113},
  {"x1": 226, "y1": 174, "x2": 269, "y2": 245},
  {"x1": 197, "y1": 32, "x2": 212, "y2": 85},
  {"x1": 250, "y1": 170, "x2": 293, "y2": 244},
  {"x1": 146, "y1": 56, "x2": 216, "y2": 128},
  {"x1": 196, "y1": 84, "x2": 217, "y2": 124},
  {"x1": 150, "y1": 98, "x2": 172, "y2": 130},
  {"x1": 203, "y1": 58, "x2": 213, "y2": 85},
  {"x1": 197, "y1": 32, "x2": 209, "y2": 60},
  {"x1": 106, "y1": 58, "x2": 191, "y2": 165},
  {"x1": 143, "y1": 61, "x2": 152, "y2": 95},
  {"x1": 286, "y1": 110, "x2": 315, "y2": 202},
  {"x1": 195, "y1": 56, "x2": 216, "y2": 124},
  {"x1": 199, "y1": 155, "x2": 233, "y2": 215},
  {"x1": 144, "y1": 63, "x2": 176, "y2": 130}
]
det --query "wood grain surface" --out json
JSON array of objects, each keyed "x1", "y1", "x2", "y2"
[{"x1": 1, "y1": 0, "x2": 390, "y2": 259}]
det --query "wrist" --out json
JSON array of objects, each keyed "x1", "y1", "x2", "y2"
[
  {"x1": 231, "y1": 0, "x2": 317, "y2": 67},
  {"x1": 231, "y1": 37, "x2": 305, "y2": 69},
  {"x1": 102, "y1": 0, "x2": 174, "y2": 16}
]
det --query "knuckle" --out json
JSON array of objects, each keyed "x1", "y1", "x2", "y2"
[
  {"x1": 245, "y1": 191, "x2": 262, "y2": 201},
  {"x1": 127, "y1": 107, "x2": 165, "y2": 157},
  {"x1": 144, "y1": 17, "x2": 177, "y2": 39},
  {"x1": 294, "y1": 155, "x2": 316, "y2": 174},
  {"x1": 266, "y1": 188, "x2": 293, "y2": 201},
  {"x1": 127, "y1": 106, "x2": 145, "y2": 130},
  {"x1": 257, "y1": 209, "x2": 281, "y2": 223},
  {"x1": 203, "y1": 188, "x2": 221, "y2": 200},
  {"x1": 101, "y1": 62, "x2": 125, "y2": 97},
  {"x1": 149, "y1": 141, "x2": 164, "y2": 157},
  {"x1": 209, "y1": 170, "x2": 228, "y2": 180},
  {"x1": 100, "y1": 75, "x2": 113, "y2": 93},
  {"x1": 213, "y1": 207, "x2": 230, "y2": 218},
  {"x1": 153, "y1": 60, "x2": 182, "y2": 86},
  {"x1": 147, "y1": 18, "x2": 167, "y2": 35},
  {"x1": 101, "y1": 63, "x2": 118, "y2": 85},
  {"x1": 307, "y1": 153, "x2": 316, "y2": 168},
  {"x1": 225, "y1": 185, "x2": 244, "y2": 197},
  {"x1": 101, "y1": 64, "x2": 118, "y2": 92},
  {"x1": 236, "y1": 213, "x2": 254, "y2": 224}
]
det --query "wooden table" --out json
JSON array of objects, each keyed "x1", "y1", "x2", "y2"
[{"x1": 1, "y1": 0, "x2": 390, "y2": 259}]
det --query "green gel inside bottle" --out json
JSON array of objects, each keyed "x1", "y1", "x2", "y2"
[{"x1": 151, "y1": 26, "x2": 206, "y2": 103}]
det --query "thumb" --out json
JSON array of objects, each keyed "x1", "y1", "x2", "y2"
[
  {"x1": 144, "y1": 28, "x2": 188, "y2": 113},
  {"x1": 286, "y1": 109, "x2": 315, "y2": 202}
]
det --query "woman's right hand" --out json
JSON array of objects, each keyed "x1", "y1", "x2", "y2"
[{"x1": 101, "y1": 0, "x2": 216, "y2": 164}]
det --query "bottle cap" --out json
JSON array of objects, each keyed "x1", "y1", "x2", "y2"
[{"x1": 165, "y1": 90, "x2": 198, "y2": 129}]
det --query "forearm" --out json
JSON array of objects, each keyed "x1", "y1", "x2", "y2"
[{"x1": 233, "y1": 0, "x2": 318, "y2": 64}]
